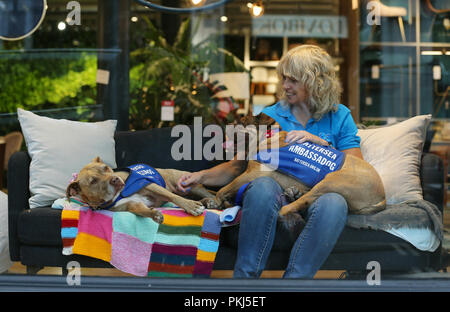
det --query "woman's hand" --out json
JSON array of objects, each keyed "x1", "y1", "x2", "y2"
[
  {"x1": 176, "y1": 171, "x2": 205, "y2": 193},
  {"x1": 285, "y1": 130, "x2": 328, "y2": 146}
]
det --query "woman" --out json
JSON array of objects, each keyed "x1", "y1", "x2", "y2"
[{"x1": 177, "y1": 45, "x2": 363, "y2": 278}]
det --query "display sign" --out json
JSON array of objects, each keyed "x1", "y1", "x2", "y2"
[
  {"x1": 161, "y1": 100, "x2": 174, "y2": 121},
  {"x1": 96, "y1": 69, "x2": 110, "y2": 85},
  {"x1": 252, "y1": 14, "x2": 348, "y2": 38}
]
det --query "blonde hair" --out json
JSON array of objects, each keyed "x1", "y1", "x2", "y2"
[{"x1": 276, "y1": 44, "x2": 342, "y2": 120}]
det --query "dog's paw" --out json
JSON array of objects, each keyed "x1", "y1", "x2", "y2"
[
  {"x1": 279, "y1": 203, "x2": 296, "y2": 216},
  {"x1": 200, "y1": 198, "x2": 220, "y2": 210},
  {"x1": 283, "y1": 186, "x2": 302, "y2": 203},
  {"x1": 279, "y1": 212, "x2": 305, "y2": 231},
  {"x1": 184, "y1": 200, "x2": 205, "y2": 216},
  {"x1": 151, "y1": 210, "x2": 164, "y2": 224}
]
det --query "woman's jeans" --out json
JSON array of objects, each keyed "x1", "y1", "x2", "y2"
[{"x1": 233, "y1": 177, "x2": 348, "y2": 279}]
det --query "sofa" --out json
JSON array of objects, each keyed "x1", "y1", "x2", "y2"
[{"x1": 8, "y1": 116, "x2": 447, "y2": 278}]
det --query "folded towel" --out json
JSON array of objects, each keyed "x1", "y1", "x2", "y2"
[{"x1": 219, "y1": 205, "x2": 242, "y2": 225}]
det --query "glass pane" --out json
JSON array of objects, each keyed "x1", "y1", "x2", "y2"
[
  {"x1": 0, "y1": 49, "x2": 120, "y2": 133},
  {"x1": 420, "y1": 0, "x2": 450, "y2": 43},
  {"x1": 250, "y1": 37, "x2": 282, "y2": 61},
  {"x1": 360, "y1": 0, "x2": 417, "y2": 43},
  {"x1": 360, "y1": 46, "x2": 417, "y2": 119},
  {"x1": 420, "y1": 52, "x2": 449, "y2": 118},
  {"x1": 0, "y1": 0, "x2": 449, "y2": 290}
]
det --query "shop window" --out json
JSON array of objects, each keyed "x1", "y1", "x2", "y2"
[
  {"x1": 249, "y1": 37, "x2": 282, "y2": 61},
  {"x1": 224, "y1": 34, "x2": 245, "y2": 61},
  {"x1": 0, "y1": 49, "x2": 115, "y2": 134},
  {"x1": 359, "y1": 0, "x2": 450, "y2": 123},
  {"x1": 1, "y1": 0, "x2": 450, "y2": 293},
  {"x1": 420, "y1": 52, "x2": 449, "y2": 119},
  {"x1": 360, "y1": 46, "x2": 417, "y2": 119},
  {"x1": 360, "y1": 0, "x2": 417, "y2": 43}
]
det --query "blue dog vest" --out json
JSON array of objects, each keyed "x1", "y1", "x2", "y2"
[
  {"x1": 253, "y1": 142, "x2": 345, "y2": 188},
  {"x1": 101, "y1": 164, "x2": 166, "y2": 210}
]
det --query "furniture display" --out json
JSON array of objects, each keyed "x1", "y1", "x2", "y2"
[
  {"x1": 0, "y1": 191, "x2": 12, "y2": 273},
  {"x1": 367, "y1": 0, "x2": 408, "y2": 42},
  {"x1": 0, "y1": 130, "x2": 19, "y2": 190},
  {"x1": 8, "y1": 123, "x2": 447, "y2": 277},
  {"x1": 2, "y1": 131, "x2": 23, "y2": 170},
  {"x1": 209, "y1": 72, "x2": 251, "y2": 116},
  {"x1": 0, "y1": 140, "x2": 4, "y2": 190}
]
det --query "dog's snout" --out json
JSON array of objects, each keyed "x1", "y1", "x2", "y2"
[{"x1": 110, "y1": 176, "x2": 123, "y2": 186}]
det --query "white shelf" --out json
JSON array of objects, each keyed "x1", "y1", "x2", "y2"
[{"x1": 247, "y1": 60, "x2": 279, "y2": 68}]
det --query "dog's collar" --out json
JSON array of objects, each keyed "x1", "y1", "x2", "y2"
[
  {"x1": 99, "y1": 195, "x2": 122, "y2": 210},
  {"x1": 265, "y1": 127, "x2": 280, "y2": 138}
]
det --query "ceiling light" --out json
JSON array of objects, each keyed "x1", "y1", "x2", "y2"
[
  {"x1": 133, "y1": 0, "x2": 231, "y2": 13},
  {"x1": 191, "y1": 0, "x2": 206, "y2": 6},
  {"x1": 421, "y1": 51, "x2": 443, "y2": 55},
  {"x1": 220, "y1": 15, "x2": 228, "y2": 22},
  {"x1": 249, "y1": 1, "x2": 264, "y2": 18},
  {"x1": 57, "y1": 21, "x2": 66, "y2": 31}
]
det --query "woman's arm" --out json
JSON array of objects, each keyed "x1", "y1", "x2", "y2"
[
  {"x1": 285, "y1": 130, "x2": 329, "y2": 146},
  {"x1": 285, "y1": 130, "x2": 364, "y2": 159},
  {"x1": 177, "y1": 159, "x2": 247, "y2": 192}
]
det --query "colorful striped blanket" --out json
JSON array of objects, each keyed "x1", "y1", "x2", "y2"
[{"x1": 56, "y1": 197, "x2": 224, "y2": 277}]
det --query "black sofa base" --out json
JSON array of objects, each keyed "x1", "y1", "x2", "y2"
[
  {"x1": 18, "y1": 240, "x2": 442, "y2": 278},
  {"x1": 15, "y1": 208, "x2": 443, "y2": 277}
]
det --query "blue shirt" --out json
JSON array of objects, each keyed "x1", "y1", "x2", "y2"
[{"x1": 262, "y1": 102, "x2": 360, "y2": 150}]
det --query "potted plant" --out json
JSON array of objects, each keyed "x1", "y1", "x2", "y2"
[{"x1": 129, "y1": 17, "x2": 248, "y2": 129}]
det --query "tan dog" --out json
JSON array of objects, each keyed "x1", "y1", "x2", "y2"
[
  {"x1": 205, "y1": 116, "x2": 386, "y2": 216},
  {"x1": 67, "y1": 157, "x2": 213, "y2": 223}
]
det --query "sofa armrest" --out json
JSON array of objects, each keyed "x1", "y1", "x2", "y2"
[
  {"x1": 420, "y1": 152, "x2": 445, "y2": 212},
  {"x1": 8, "y1": 151, "x2": 31, "y2": 261}
]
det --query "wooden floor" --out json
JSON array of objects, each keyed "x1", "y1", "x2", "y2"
[{"x1": 6, "y1": 262, "x2": 346, "y2": 279}]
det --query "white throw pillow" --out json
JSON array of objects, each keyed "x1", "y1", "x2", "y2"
[
  {"x1": 17, "y1": 109, "x2": 117, "y2": 208},
  {"x1": 357, "y1": 115, "x2": 431, "y2": 205}
]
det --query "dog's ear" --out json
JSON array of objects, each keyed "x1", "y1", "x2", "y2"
[
  {"x1": 237, "y1": 115, "x2": 253, "y2": 127},
  {"x1": 66, "y1": 181, "x2": 81, "y2": 198},
  {"x1": 237, "y1": 113, "x2": 276, "y2": 127},
  {"x1": 92, "y1": 156, "x2": 103, "y2": 163},
  {"x1": 258, "y1": 113, "x2": 276, "y2": 126}
]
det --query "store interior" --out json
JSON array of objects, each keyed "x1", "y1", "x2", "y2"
[{"x1": 0, "y1": 0, "x2": 449, "y2": 284}]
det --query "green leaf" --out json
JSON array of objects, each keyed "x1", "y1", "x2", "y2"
[{"x1": 173, "y1": 18, "x2": 192, "y2": 54}]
